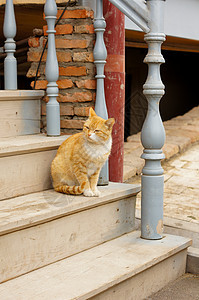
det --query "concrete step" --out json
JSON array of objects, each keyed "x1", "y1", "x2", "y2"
[
  {"x1": 0, "y1": 231, "x2": 191, "y2": 300},
  {"x1": 186, "y1": 247, "x2": 199, "y2": 275},
  {"x1": 0, "y1": 134, "x2": 68, "y2": 200},
  {"x1": 0, "y1": 90, "x2": 44, "y2": 138},
  {"x1": 0, "y1": 182, "x2": 140, "y2": 283}
]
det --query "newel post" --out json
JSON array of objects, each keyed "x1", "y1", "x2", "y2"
[
  {"x1": 141, "y1": 0, "x2": 166, "y2": 239},
  {"x1": 93, "y1": 0, "x2": 109, "y2": 185},
  {"x1": 44, "y1": 0, "x2": 60, "y2": 136},
  {"x1": 3, "y1": 0, "x2": 17, "y2": 89}
]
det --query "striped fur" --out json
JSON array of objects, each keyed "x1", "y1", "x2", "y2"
[{"x1": 51, "y1": 108, "x2": 115, "y2": 197}]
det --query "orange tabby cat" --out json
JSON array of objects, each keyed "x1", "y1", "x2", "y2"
[{"x1": 51, "y1": 108, "x2": 115, "y2": 197}]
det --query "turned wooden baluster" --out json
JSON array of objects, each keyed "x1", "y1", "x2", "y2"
[
  {"x1": 3, "y1": 0, "x2": 17, "y2": 89},
  {"x1": 93, "y1": 0, "x2": 109, "y2": 185},
  {"x1": 141, "y1": 0, "x2": 166, "y2": 240},
  {"x1": 44, "y1": 0, "x2": 60, "y2": 136}
]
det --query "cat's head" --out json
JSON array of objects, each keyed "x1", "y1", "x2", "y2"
[{"x1": 83, "y1": 108, "x2": 115, "y2": 144}]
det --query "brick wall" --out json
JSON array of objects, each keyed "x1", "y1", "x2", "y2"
[{"x1": 27, "y1": 6, "x2": 96, "y2": 134}]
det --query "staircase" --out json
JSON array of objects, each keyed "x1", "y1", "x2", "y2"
[{"x1": 0, "y1": 90, "x2": 192, "y2": 299}]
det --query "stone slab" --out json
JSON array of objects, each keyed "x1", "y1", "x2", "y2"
[{"x1": 0, "y1": 231, "x2": 191, "y2": 300}]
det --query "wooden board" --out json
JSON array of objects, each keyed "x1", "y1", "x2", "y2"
[
  {"x1": 0, "y1": 196, "x2": 136, "y2": 283},
  {"x1": 0, "y1": 232, "x2": 191, "y2": 299},
  {"x1": 0, "y1": 90, "x2": 44, "y2": 138},
  {"x1": 0, "y1": 183, "x2": 140, "y2": 234},
  {"x1": 0, "y1": 149, "x2": 56, "y2": 200},
  {"x1": 0, "y1": 99, "x2": 40, "y2": 137}
]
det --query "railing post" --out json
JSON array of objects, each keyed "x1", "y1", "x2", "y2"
[
  {"x1": 44, "y1": 0, "x2": 60, "y2": 136},
  {"x1": 93, "y1": 0, "x2": 109, "y2": 185},
  {"x1": 3, "y1": 0, "x2": 17, "y2": 90},
  {"x1": 141, "y1": 0, "x2": 166, "y2": 239}
]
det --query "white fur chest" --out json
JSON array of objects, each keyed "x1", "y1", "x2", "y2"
[
  {"x1": 84, "y1": 138, "x2": 112, "y2": 177},
  {"x1": 84, "y1": 138, "x2": 112, "y2": 160}
]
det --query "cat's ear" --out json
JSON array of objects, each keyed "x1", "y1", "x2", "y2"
[
  {"x1": 89, "y1": 107, "x2": 97, "y2": 117},
  {"x1": 105, "y1": 118, "x2": 115, "y2": 130}
]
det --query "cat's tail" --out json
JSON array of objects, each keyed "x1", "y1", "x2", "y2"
[{"x1": 54, "y1": 182, "x2": 86, "y2": 195}]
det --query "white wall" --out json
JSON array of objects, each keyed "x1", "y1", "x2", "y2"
[{"x1": 125, "y1": 0, "x2": 199, "y2": 41}]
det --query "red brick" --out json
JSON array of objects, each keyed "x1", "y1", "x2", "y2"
[
  {"x1": 42, "y1": 103, "x2": 74, "y2": 116},
  {"x1": 59, "y1": 66, "x2": 87, "y2": 76},
  {"x1": 28, "y1": 37, "x2": 40, "y2": 48},
  {"x1": 31, "y1": 80, "x2": 47, "y2": 89},
  {"x1": 73, "y1": 52, "x2": 94, "y2": 62},
  {"x1": 74, "y1": 24, "x2": 94, "y2": 34},
  {"x1": 57, "y1": 51, "x2": 72, "y2": 62},
  {"x1": 61, "y1": 119, "x2": 85, "y2": 129},
  {"x1": 27, "y1": 51, "x2": 46, "y2": 62},
  {"x1": 31, "y1": 79, "x2": 73, "y2": 90},
  {"x1": 26, "y1": 65, "x2": 40, "y2": 78},
  {"x1": 55, "y1": 38, "x2": 89, "y2": 49},
  {"x1": 57, "y1": 79, "x2": 74, "y2": 89},
  {"x1": 28, "y1": 50, "x2": 72, "y2": 63},
  {"x1": 75, "y1": 79, "x2": 96, "y2": 89},
  {"x1": 74, "y1": 106, "x2": 93, "y2": 116},
  {"x1": 57, "y1": 9, "x2": 94, "y2": 20},
  {"x1": 58, "y1": 92, "x2": 93, "y2": 103},
  {"x1": 43, "y1": 24, "x2": 73, "y2": 36}
]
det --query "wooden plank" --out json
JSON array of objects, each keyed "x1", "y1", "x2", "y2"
[
  {"x1": 0, "y1": 197, "x2": 136, "y2": 283},
  {"x1": 0, "y1": 183, "x2": 140, "y2": 234},
  {"x1": 0, "y1": 134, "x2": 68, "y2": 158},
  {"x1": 0, "y1": 90, "x2": 44, "y2": 101},
  {"x1": 0, "y1": 99, "x2": 40, "y2": 137},
  {"x1": 0, "y1": 232, "x2": 191, "y2": 299},
  {"x1": 0, "y1": 90, "x2": 44, "y2": 137},
  {"x1": 0, "y1": 150, "x2": 56, "y2": 200}
]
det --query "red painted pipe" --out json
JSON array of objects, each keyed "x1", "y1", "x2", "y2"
[{"x1": 103, "y1": 0, "x2": 125, "y2": 183}]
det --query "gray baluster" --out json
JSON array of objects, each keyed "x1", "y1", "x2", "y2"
[
  {"x1": 93, "y1": 0, "x2": 109, "y2": 185},
  {"x1": 141, "y1": 0, "x2": 166, "y2": 239},
  {"x1": 3, "y1": 0, "x2": 17, "y2": 89},
  {"x1": 44, "y1": 0, "x2": 60, "y2": 136}
]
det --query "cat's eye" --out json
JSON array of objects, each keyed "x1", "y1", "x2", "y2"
[
  {"x1": 94, "y1": 129, "x2": 100, "y2": 133},
  {"x1": 85, "y1": 126, "x2": 89, "y2": 130}
]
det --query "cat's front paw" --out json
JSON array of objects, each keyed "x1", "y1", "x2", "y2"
[
  {"x1": 92, "y1": 188, "x2": 101, "y2": 197},
  {"x1": 83, "y1": 189, "x2": 95, "y2": 197}
]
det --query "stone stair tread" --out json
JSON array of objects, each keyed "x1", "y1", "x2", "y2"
[
  {"x1": 0, "y1": 231, "x2": 191, "y2": 300},
  {"x1": 0, "y1": 182, "x2": 140, "y2": 236},
  {"x1": 0, "y1": 133, "x2": 69, "y2": 157}
]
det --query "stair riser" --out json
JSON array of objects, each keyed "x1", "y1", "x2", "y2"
[
  {"x1": 0, "y1": 150, "x2": 56, "y2": 201},
  {"x1": 0, "y1": 196, "x2": 136, "y2": 283},
  {"x1": 89, "y1": 250, "x2": 187, "y2": 300},
  {"x1": 164, "y1": 225, "x2": 199, "y2": 248},
  {"x1": 0, "y1": 99, "x2": 40, "y2": 138}
]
